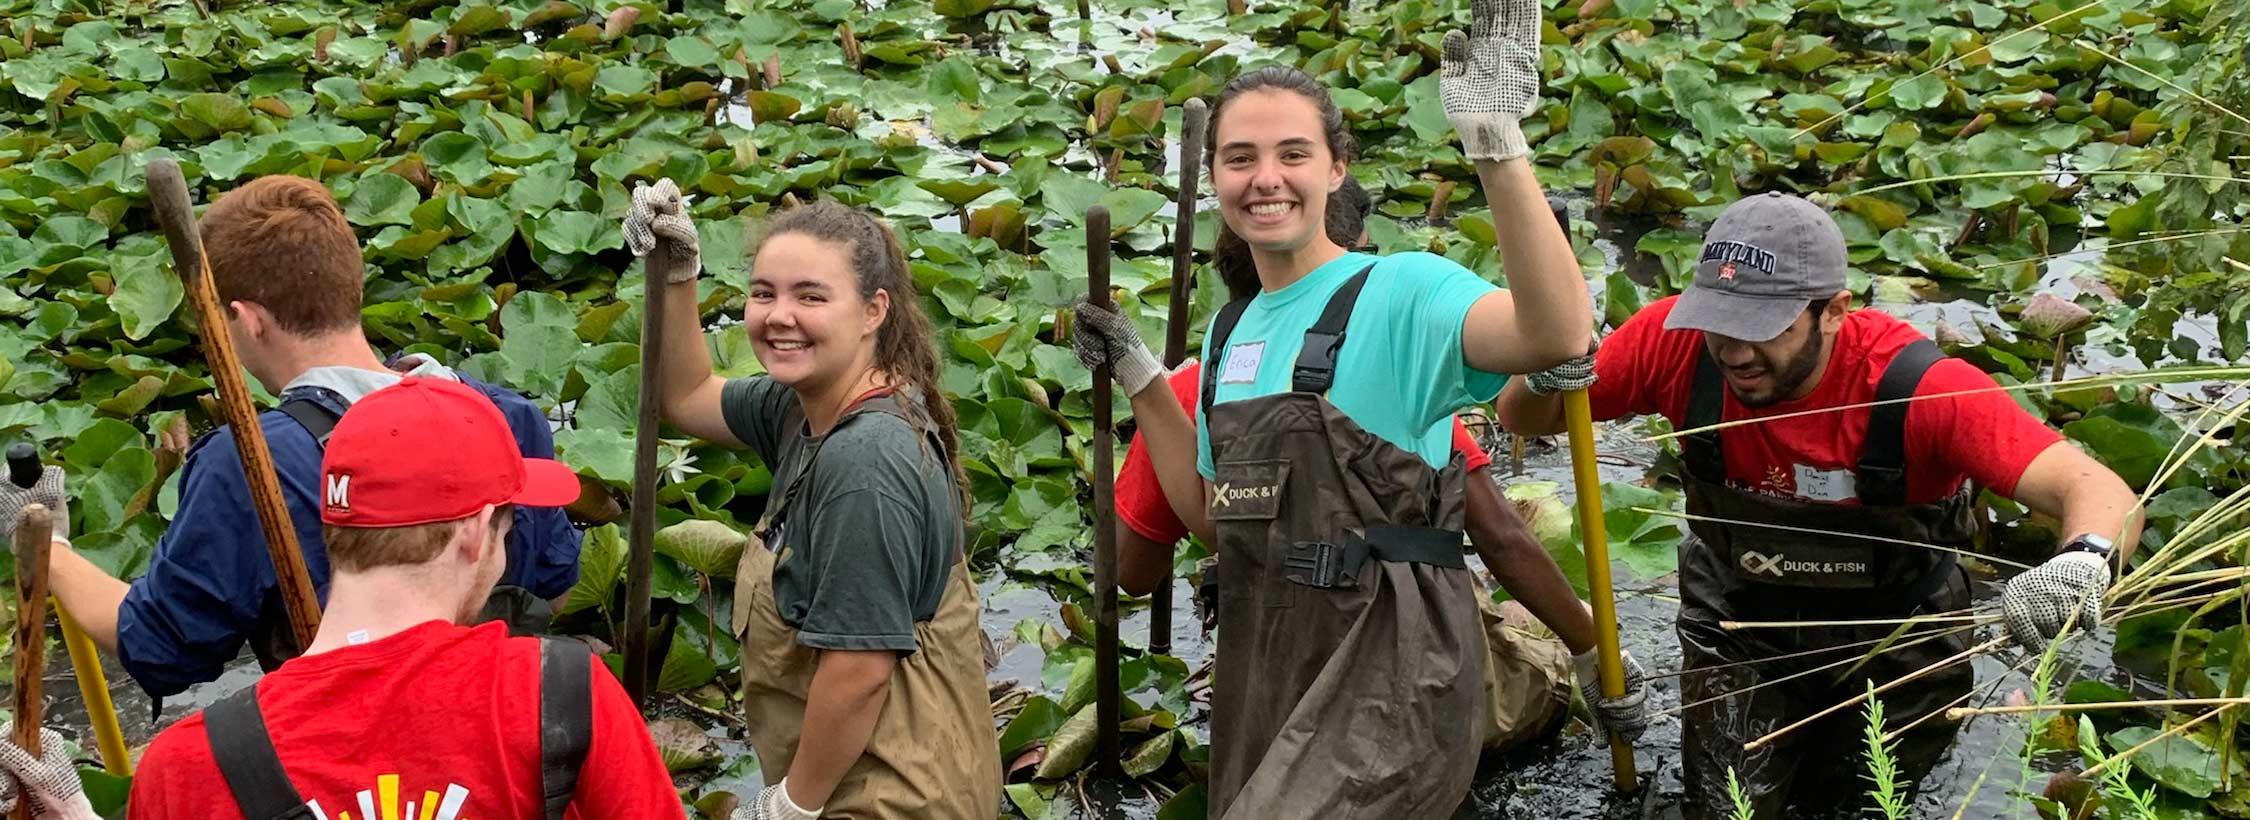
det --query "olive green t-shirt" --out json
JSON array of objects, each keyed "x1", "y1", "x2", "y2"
[{"x1": 721, "y1": 377, "x2": 961, "y2": 654}]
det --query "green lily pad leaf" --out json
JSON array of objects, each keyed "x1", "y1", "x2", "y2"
[
  {"x1": 656, "y1": 630, "x2": 720, "y2": 692},
  {"x1": 2106, "y1": 726, "x2": 2235, "y2": 798},
  {"x1": 927, "y1": 56, "x2": 982, "y2": 105},
  {"x1": 345, "y1": 174, "x2": 421, "y2": 227},
  {"x1": 999, "y1": 695, "x2": 1067, "y2": 759},
  {"x1": 1156, "y1": 784, "x2": 1208, "y2": 820},
  {"x1": 1033, "y1": 703, "x2": 1099, "y2": 780},
  {"x1": 654, "y1": 519, "x2": 749, "y2": 578},
  {"x1": 561, "y1": 524, "x2": 625, "y2": 615},
  {"x1": 447, "y1": 5, "x2": 512, "y2": 37},
  {"x1": 595, "y1": 65, "x2": 658, "y2": 100},
  {"x1": 180, "y1": 93, "x2": 254, "y2": 133},
  {"x1": 1886, "y1": 73, "x2": 1947, "y2": 111},
  {"x1": 919, "y1": 178, "x2": 1000, "y2": 207},
  {"x1": 495, "y1": 291, "x2": 582, "y2": 398},
  {"x1": 529, "y1": 210, "x2": 622, "y2": 256},
  {"x1": 1123, "y1": 730, "x2": 1175, "y2": 777},
  {"x1": 665, "y1": 35, "x2": 722, "y2": 69},
  {"x1": 421, "y1": 132, "x2": 492, "y2": 184},
  {"x1": 112, "y1": 250, "x2": 183, "y2": 341},
  {"x1": 2062, "y1": 401, "x2": 2215, "y2": 490},
  {"x1": 95, "y1": 376, "x2": 163, "y2": 417}
]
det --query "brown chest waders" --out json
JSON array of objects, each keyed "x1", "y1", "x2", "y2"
[
  {"x1": 203, "y1": 636, "x2": 593, "y2": 820},
  {"x1": 730, "y1": 392, "x2": 1001, "y2": 820},
  {"x1": 1200, "y1": 267, "x2": 1485, "y2": 820},
  {"x1": 1672, "y1": 339, "x2": 1982, "y2": 819}
]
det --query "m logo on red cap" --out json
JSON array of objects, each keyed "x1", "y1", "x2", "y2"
[{"x1": 325, "y1": 474, "x2": 351, "y2": 510}]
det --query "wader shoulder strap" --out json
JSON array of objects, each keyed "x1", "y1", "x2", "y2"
[
  {"x1": 1684, "y1": 349, "x2": 1726, "y2": 482},
  {"x1": 539, "y1": 636, "x2": 594, "y2": 820},
  {"x1": 1856, "y1": 339, "x2": 1945, "y2": 506},
  {"x1": 1200, "y1": 297, "x2": 1255, "y2": 414},
  {"x1": 277, "y1": 397, "x2": 340, "y2": 446},
  {"x1": 206, "y1": 687, "x2": 316, "y2": 820},
  {"x1": 1291, "y1": 266, "x2": 1376, "y2": 395}
]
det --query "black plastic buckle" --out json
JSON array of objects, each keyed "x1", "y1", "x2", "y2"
[{"x1": 1282, "y1": 540, "x2": 1363, "y2": 589}]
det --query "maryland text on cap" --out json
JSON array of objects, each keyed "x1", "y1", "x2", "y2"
[
  {"x1": 320, "y1": 377, "x2": 580, "y2": 527},
  {"x1": 1664, "y1": 192, "x2": 1850, "y2": 343}
]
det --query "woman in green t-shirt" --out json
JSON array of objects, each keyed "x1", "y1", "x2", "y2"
[
  {"x1": 624, "y1": 192, "x2": 1000, "y2": 820},
  {"x1": 1067, "y1": 0, "x2": 1643, "y2": 815}
]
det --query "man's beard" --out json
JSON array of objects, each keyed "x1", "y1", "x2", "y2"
[{"x1": 1733, "y1": 329, "x2": 1826, "y2": 408}]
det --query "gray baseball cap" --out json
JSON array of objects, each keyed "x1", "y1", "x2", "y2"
[{"x1": 1664, "y1": 192, "x2": 1849, "y2": 342}]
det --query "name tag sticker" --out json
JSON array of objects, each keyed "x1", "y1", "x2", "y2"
[
  {"x1": 1793, "y1": 464, "x2": 1857, "y2": 502},
  {"x1": 1220, "y1": 341, "x2": 1264, "y2": 384}
]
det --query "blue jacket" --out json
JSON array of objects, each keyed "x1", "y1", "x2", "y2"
[{"x1": 115, "y1": 376, "x2": 583, "y2": 698}]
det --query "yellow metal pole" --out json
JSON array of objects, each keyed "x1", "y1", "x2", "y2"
[
  {"x1": 54, "y1": 605, "x2": 130, "y2": 775},
  {"x1": 1564, "y1": 388, "x2": 1637, "y2": 790}
]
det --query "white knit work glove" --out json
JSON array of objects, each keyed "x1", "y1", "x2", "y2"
[
  {"x1": 2001, "y1": 551, "x2": 2109, "y2": 650},
  {"x1": 1572, "y1": 647, "x2": 1650, "y2": 741},
  {"x1": 0, "y1": 465, "x2": 67, "y2": 546},
  {"x1": 1440, "y1": 0, "x2": 1546, "y2": 161},
  {"x1": 0, "y1": 727, "x2": 98, "y2": 820},
  {"x1": 623, "y1": 178, "x2": 702, "y2": 283},
  {"x1": 1526, "y1": 355, "x2": 1596, "y2": 396},
  {"x1": 1071, "y1": 301, "x2": 1165, "y2": 397},
  {"x1": 731, "y1": 779, "x2": 821, "y2": 820}
]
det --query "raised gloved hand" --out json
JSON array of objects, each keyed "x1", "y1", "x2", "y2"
[
  {"x1": 1525, "y1": 337, "x2": 1599, "y2": 396},
  {"x1": 0, "y1": 464, "x2": 67, "y2": 547},
  {"x1": 2001, "y1": 551, "x2": 2109, "y2": 650},
  {"x1": 1440, "y1": 0, "x2": 1547, "y2": 161},
  {"x1": 0, "y1": 726, "x2": 99, "y2": 820},
  {"x1": 731, "y1": 779, "x2": 822, "y2": 820},
  {"x1": 1070, "y1": 301, "x2": 1164, "y2": 397},
  {"x1": 623, "y1": 178, "x2": 702, "y2": 283},
  {"x1": 1571, "y1": 647, "x2": 1650, "y2": 741}
]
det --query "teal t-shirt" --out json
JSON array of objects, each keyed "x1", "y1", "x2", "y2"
[{"x1": 1196, "y1": 251, "x2": 1507, "y2": 478}]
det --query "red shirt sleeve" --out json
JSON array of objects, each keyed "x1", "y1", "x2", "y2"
[
  {"x1": 576, "y1": 654, "x2": 689, "y2": 818},
  {"x1": 1904, "y1": 358, "x2": 2064, "y2": 500},
  {"x1": 127, "y1": 716, "x2": 218, "y2": 820},
  {"x1": 1450, "y1": 418, "x2": 1492, "y2": 472},
  {"x1": 1587, "y1": 296, "x2": 1697, "y2": 425},
  {"x1": 1115, "y1": 362, "x2": 1203, "y2": 544}
]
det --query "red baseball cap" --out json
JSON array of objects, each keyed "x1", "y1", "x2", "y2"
[{"x1": 320, "y1": 377, "x2": 581, "y2": 527}]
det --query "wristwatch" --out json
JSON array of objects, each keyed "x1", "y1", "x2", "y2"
[{"x1": 2059, "y1": 533, "x2": 2114, "y2": 559}]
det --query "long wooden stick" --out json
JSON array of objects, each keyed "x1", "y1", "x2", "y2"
[
  {"x1": 1719, "y1": 612, "x2": 1992, "y2": 630},
  {"x1": 1655, "y1": 623, "x2": 1985, "y2": 719},
  {"x1": 1745, "y1": 637, "x2": 2007, "y2": 751},
  {"x1": 1087, "y1": 204, "x2": 1121, "y2": 774},
  {"x1": 144, "y1": 159, "x2": 322, "y2": 652},
  {"x1": 1948, "y1": 696, "x2": 2250, "y2": 720},
  {"x1": 1151, "y1": 98, "x2": 1208, "y2": 657},
  {"x1": 11, "y1": 503, "x2": 51, "y2": 820},
  {"x1": 7, "y1": 446, "x2": 129, "y2": 775},
  {"x1": 621, "y1": 201, "x2": 671, "y2": 708}
]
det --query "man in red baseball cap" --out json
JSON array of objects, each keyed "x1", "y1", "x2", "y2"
[{"x1": 119, "y1": 377, "x2": 685, "y2": 820}]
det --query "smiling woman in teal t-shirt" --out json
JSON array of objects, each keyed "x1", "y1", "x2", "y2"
[{"x1": 1194, "y1": 250, "x2": 1509, "y2": 479}]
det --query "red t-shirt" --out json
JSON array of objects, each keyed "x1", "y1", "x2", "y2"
[
  {"x1": 129, "y1": 621, "x2": 683, "y2": 820},
  {"x1": 1117, "y1": 360, "x2": 1494, "y2": 543},
  {"x1": 1589, "y1": 296, "x2": 2061, "y2": 504}
]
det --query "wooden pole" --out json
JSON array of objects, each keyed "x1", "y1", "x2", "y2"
[
  {"x1": 144, "y1": 159, "x2": 322, "y2": 652},
  {"x1": 1152, "y1": 98, "x2": 1209, "y2": 656},
  {"x1": 10, "y1": 503, "x2": 51, "y2": 820},
  {"x1": 7, "y1": 445, "x2": 129, "y2": 775},
  {"x1": 622, "y1": 200, "x2": 671, "y2": 707},
  {"x1": 1087, "y1": 204, "x2": 1121, "y2": 773}
]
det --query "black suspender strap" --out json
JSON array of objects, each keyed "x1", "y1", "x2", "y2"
[
  {"x1": 277, "y1": 397, "x2": 341, "y2": 446},
  {"x1": 1200, "y1": 297, "x2": 1255, "y2": 415},
  {"x1": 206, "y1": 688, "x2": 316, "y2": 820},
  {"x1": 1290, "y1": 266, "x2": 1376, "y2": 395},
  {"x1": 539, "y1": 636, "x2": 594, "y2": 820},
  {"x1": 1684, "y1": 350, "x2": 1727, "y2": 483},
  {"x1": 1856, "y1": 339, "x2": 1945, "y2": 506}
]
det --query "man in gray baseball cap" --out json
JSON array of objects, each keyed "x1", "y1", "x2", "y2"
[{"x1": 1493, "y1": 192, "x2": 2142, "y2": 818}]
